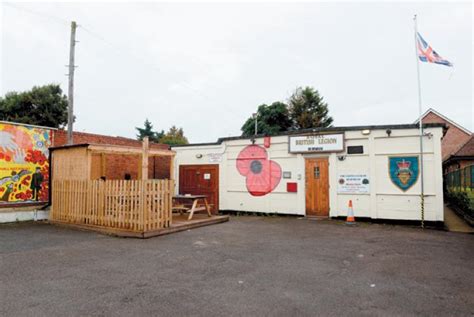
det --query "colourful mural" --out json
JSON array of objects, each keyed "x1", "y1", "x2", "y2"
[
  {"x1": 236, "y1": 145, "x2": 281, "y2": 196},
  {"x1": 0, "y1": 123, "x2": 51, "y2": 203},
  {"x1": 389, "y1": 156, "x2": 419, "y2": 192}
]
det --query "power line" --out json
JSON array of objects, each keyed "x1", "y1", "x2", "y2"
[
  {"x1": 78, "y1": 25, "x2": 219, "y2": 101},
  {"x1": 4, "y1": 2, "x2": 220, "y2": 101},
  {"x1": 81, "y1": 23, "x2": 224, "y2": 90},
  {"x1": 3, "y1": 2, "x2": 69, "y2": 25},
  {"x1": 78, "y1": 25, "x2": 163, "y2": 73}
]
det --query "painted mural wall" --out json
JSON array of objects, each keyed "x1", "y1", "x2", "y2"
[
  {"x1": 0, "y1": 123, "x2": 51, "y2": 204},
  {"x1": 236, "y1": 145, "x2": 281, "y2": 196}
]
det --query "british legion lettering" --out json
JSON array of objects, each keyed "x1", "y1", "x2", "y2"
[
  {"x1": 295, "y1": 136, "x2": 337, "y2": 146},
  {"x1": 295, "y1": 139, "x2": 314, "y2": 145}
]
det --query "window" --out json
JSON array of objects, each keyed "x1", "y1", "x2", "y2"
[{"x1": 314, "y1": 166, "x2": 320, "y2": 178}]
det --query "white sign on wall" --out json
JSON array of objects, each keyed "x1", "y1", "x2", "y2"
[
  {"x1": 337, "y1": 174, "x2": 370, "y2": 194},
  {"x1": 289, "y1": 134, "x2": 344, "y2": 153},
  {"x1": 207, "y1": 153, "x2": 223, "y2": 163}
]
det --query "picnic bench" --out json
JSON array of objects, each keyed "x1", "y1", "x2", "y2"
[{"x1": 172, "y1": 194, "x2": 212, "y2": 220}]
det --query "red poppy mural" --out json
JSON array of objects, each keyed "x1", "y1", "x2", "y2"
[{"x1": 236, "y1": 145, "x2": 282, "y2": 196}]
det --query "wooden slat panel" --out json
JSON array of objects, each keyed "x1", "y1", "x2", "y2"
[{"x1": 50, "y1": 179, "x2": 173, "y2": 232}]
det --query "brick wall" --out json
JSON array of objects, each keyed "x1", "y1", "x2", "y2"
[
  {"x1": 422, "y1": 112, "x2": 471, "y2": 160},
  {"x1": 53, "y1": 129, "x2": 171, "y2": 180},
  {"x1": 53, "y1": 129, "x2": 169, "y2": 151},
  {"x1": 98, "y1": 154, "x2": 171, "y2": 180},
  {"x1": 150, "y1": 156, "x2": 171, "y2": 179}
]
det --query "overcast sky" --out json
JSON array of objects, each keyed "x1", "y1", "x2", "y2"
[{"x1": 1, "y1": 1, "x2": 472, "y2": 143}]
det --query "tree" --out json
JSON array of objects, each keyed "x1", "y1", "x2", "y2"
[
  {"x1": 288, "y1": 87, "x2": 333, "y2": 129},
  {"x1": 159, "y1": 126, "x2": 189, "y2": 146},
  {"x1": 241, "y1": 102, "x2": 293, "y2": 137},
  {"x1": 135, "y1": 119, "x2": 164, "y2": 142},
  {"x1": 0, "y1": 84, "x2": 69, "y2": 128}
]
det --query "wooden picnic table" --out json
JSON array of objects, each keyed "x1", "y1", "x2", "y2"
[{"x1": 172, "y1": 194, "x2": 212, "y2": 220}]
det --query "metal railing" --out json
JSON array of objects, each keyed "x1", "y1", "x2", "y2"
[{"x1": 445, "y1": 165, "x2": 474, "y2": 191}]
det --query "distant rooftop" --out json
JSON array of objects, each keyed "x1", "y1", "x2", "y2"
[
  {"x1": 416, "y1": 108, "x2": 471, "y2": 135},
  {"x1": 452, "y1": 136, "x2": 474, "y2": 157}
]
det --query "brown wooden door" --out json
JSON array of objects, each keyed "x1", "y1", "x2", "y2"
[
  {"x1": 179, "y1": 165, "x2": 219, "y2": 213},
  {"x1": 305, "y1": 158, "x2": 329, "y2": 217}
]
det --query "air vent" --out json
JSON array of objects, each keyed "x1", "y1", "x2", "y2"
[{"x1": 347, "y1": 145, "x2": 363, "y2": 154}]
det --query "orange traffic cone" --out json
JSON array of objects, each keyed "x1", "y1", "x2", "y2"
[{"x1": 346, "y1": 200, "x2": 356, "y2": 225}]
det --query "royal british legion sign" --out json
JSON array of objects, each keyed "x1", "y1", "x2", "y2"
[{"x1": 289, "y1": 133, "x2": 344, "y2": 153}]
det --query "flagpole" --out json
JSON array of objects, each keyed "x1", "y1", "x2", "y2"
[{"x1": 414, "y1": 14, "x2": 425, "y2": 229}]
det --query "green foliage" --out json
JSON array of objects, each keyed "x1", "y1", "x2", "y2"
[
  {"x1": 240, "y1": 86, "x2": 333, "y2": 136},
  {"x1": 0, "y1": 84, "x2": 69, "y2": 128},
  {"x1": 241, "y1": 102, "x2": 293, "y2": 137},
  {"x1": 159, "y1": 126, "x2": 189, "y2": 146},
  {"x1": 288, "y1": 86, "x2": 333, "y2": 129},
  {"x1": 135, "y1": 119, "x2": 164, "y2": 142},
  {"x1": 446, "y1": 189, "x2": 474, "y2": 217},
  {"x1": 135, "y1": 120, "x2": 188, "y2": 145}
]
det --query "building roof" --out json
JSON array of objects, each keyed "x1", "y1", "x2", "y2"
[
  {"x1": 53, "y1": 129, "x2": 169, "y2": 148},
  {"x1": 452, "y1": 136, "x2": 474, "y2": 157},
  {"x1": 415, "y1": 108, "x2": 471, "y2": 135},
  {"x1": 173, "y1": 123, "x2": 446, "y2": 147},
  {"x1": 49, "y1": 143, "x2": 175, "y2": 156},
  {"x1": 443, "y1": 135, "x2": 474, "y2": 165},
  {"x1": 49, "y1": 143, "x2": 90, "y2": 151}
]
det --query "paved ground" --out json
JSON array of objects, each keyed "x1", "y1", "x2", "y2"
[
  {"x1": 444, "y1": 205, "x2": 474, "y2": 233},
  {"x1": 1, "y1": 217, "x2": 473, "y2": 316}
]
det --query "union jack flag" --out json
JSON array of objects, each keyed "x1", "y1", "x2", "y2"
[{"x1": 416, "y1": 32, "x2": 453, "y2": 67}]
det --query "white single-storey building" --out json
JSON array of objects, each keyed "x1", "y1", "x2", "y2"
[{"x1": 172, "y1": 123, "x2": 445, "y2": 222}]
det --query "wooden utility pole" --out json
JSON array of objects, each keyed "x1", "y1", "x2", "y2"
[{"x1": 67, "y1": 21, "x2": 77, "y2": 145}]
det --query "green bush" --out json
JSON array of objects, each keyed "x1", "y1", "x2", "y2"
[{"x1": 447, "y1": 190, "x2": 474, "y2": 217}]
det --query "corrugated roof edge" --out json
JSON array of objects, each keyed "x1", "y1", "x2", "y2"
[
  {"x1": 49, "y1": 143, "x2": 90, "y2": 151},
  {"x1": 172, "y1": 123, "x2": 447, "y2": 148},
  {"x1": 49, "y1": 142, "x2": 174, "y2": 152}
]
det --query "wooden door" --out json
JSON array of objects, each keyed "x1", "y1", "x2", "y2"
[
  {"x1": 179, "y1": 165, "x2": 219, "y2": 213},
  {"x1": 305, "y1": 158, "x2": 329, "y2": 217}
]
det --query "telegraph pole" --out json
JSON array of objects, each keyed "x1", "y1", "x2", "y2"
[{"x1": 67, "y1": 21, "x2": 77, "y2": 145}]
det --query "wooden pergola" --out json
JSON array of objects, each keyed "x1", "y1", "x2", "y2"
[
  {"x1": 50, "y1": 138, "x2": 175, "y2": 181},
  {"x1": 49, "y1": 137, "x2": 177, "y2": 235}
]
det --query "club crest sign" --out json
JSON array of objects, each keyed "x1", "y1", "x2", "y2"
[{"x1": 389, "y1": 156, "x2": 419, "y2": 191}]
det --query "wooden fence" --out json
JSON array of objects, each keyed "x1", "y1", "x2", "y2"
[{"x1": 51, "y1": 179, "x2": 174, "y2": 232}]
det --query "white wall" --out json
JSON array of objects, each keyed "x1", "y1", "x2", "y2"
[
  {"x1": 173, "y1": 126, "x2": 444, "y2": 221},
  {"x1": 0, "y1": 210, "x2": 49, "y2": 223}
]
